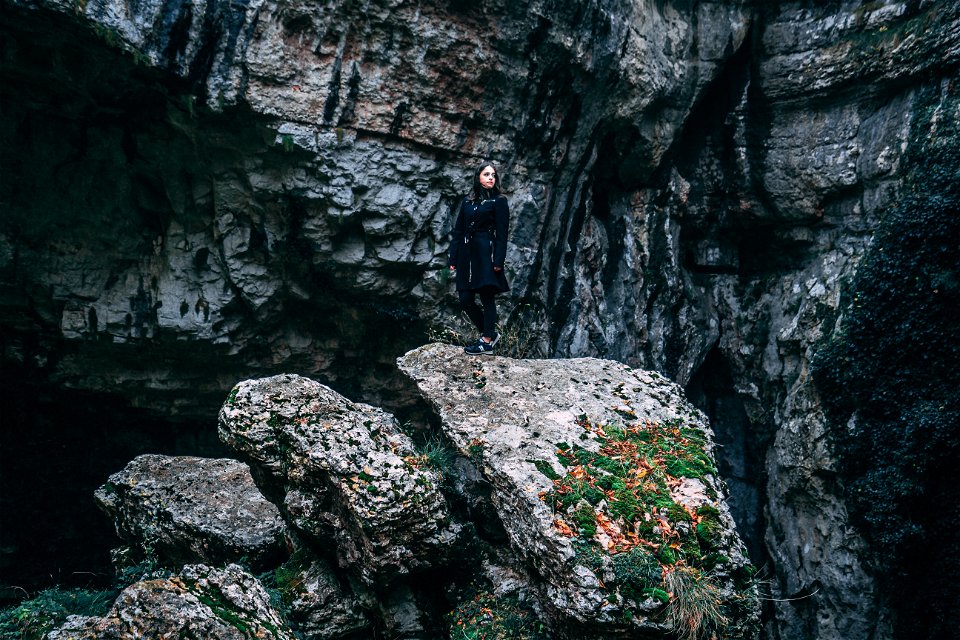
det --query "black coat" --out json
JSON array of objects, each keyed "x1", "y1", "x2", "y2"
[{"x1": 448, "y1": 195, "x2": 510, "y2": 293}]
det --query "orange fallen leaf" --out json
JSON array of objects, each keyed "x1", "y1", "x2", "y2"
[{"x1": 554, "y1": 519, "x2": 574, "y2": 536}]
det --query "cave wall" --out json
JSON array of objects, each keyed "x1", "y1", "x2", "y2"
[
  {"x1": 2, "y1": 0, "x2": 752, "y2": 416},
  {"x1": 1, "y1": 0, "x2": 959, "y2": 638}
]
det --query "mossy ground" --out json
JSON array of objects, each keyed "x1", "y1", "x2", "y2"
[
  {"x1": 448, "y1": 589, "x2": 548, "y2": 640},
  {"x1": 0, "y1": 588, "x2": 117, "y2": 640},
  {"x1": 538, "y1": 415, "x2": 749, "y2": 639}
]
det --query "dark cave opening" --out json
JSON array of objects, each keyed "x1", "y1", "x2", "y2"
[
  {"x1": 685, "y1": 345, "x2": 767, "y2": 566},
  {"x1": 0, "y1": 371, "x2": 228, "y2": 603}
]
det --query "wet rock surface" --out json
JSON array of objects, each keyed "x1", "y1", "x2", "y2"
[{"x1": 95, "y1": 454, "x2": 287, "y2": 570}]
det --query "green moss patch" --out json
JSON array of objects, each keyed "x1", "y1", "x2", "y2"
[
  {"x1": 539, "y1": 415, "x2": 745, "y2": 638},
  {"x1": 541, "y1": 416, "x2": 718, "y2": 555},
  {"x1": 271, "y1": 548, "x2": 313, "y2": 606},
  {"x1": 448, "y1": 590, "x2": 547, "y2": 640}
]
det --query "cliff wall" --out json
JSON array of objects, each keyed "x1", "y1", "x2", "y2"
[{"x1": 1, "y1": 0, "x2": 958, "y2": 637}]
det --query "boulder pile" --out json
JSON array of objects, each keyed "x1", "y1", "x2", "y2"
[{"x1": 54, "y1": 346, "x2": 759, "y2": 639}]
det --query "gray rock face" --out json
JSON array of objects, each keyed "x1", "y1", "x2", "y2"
[
  {"x1": 47, "y1": 564, "x2": 297, "y2": 640},
  {"x1": 0, "y1": 0, "x2": 752, "y2": 418},
  {"x1": 2, "y1": 0, "x2": 959, "y2": 638},
  {"x1": 217, "y1": 373, "x2": 458, "y2": 584},
  {"x1": 269, "y1": 551, "x2": 371, "y2": 639},
  {"x1": 95, "y1": 455, "x2": 287, "y2": 569},
  {"x1": 398, "y1": 343, "x2": 759, "y2": 638}
]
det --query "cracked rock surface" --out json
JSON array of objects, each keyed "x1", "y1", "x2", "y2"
[
  {"x1": 95, "y1": 454, "x2": 287, "y2": 570},
  {"x1": 218, "y1": 373, "x2": 459, "y2": 584}
]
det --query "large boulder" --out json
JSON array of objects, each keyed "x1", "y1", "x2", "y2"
[
  {"x1": 218, "y1": 373, "x2": 459, "y2": 584},
  {"x1": 95, "y1": 455, "x2": 287, "y2": 570},
  {"x1": 47, "y1": 564, "x2": 297, "y2": 640},
  {"x1": 398, "y1": 343, "x2": 759, "y2": 638}
]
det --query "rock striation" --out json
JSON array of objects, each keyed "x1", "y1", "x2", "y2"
[
  {"x1": 0, "y1": 0, "x2": 754, "y2": 418},
  {"x1": 2, "y1": 0, "x2": 959, "y2": 638}
]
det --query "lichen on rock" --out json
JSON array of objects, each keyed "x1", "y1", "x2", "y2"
[
  {"x1": 217, "y1": 373, "x2": 460, "y2": 584},
  {"x1": 47, "y1": 564, "x2": 297, "y2": 640},
  {"x1": 95, "y1": 454, "x2": 287, "y2": 570}
]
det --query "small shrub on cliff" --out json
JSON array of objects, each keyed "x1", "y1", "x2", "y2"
[
  {"x1": 414, "y1": 434, "x2": 458, "y2": 481},
  {"x1": 664, "y1": 567, "x2": 728, "y2": 640}
]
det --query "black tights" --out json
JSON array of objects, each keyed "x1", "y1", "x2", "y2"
[{"x1": 459, "y1": 290, "x2": 498, "y2": 339}]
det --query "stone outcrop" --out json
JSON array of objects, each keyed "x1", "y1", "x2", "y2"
[
  {"x1": 75, "y1": 350, "x2": 756, "y2": 639},
  {"x1": 398, "y1": 344, "x2": 759, "y2": 638},
  {"x1": 48, "y1": 564, "x2": 297, "y2": 640},
  {"x1": 217, "y1": 373, "x2": 459, "y2": 584},
  {"x1": 1, "y1": 0, "x2": 959, "y2": 638},
  {"x1": 95, "y1": 455, "x2": 287, "y2": 570}
]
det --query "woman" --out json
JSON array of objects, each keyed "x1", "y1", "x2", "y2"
[{"x1": 449, "y1": 162, "x2": 510, "y2": 355}]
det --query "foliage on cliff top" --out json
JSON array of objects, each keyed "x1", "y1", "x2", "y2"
[
  {"x1": 539, "y1": 415, "x2": 747, "y2": 639},
  {"x1": 812, "y1": 79, "x2": 960, "y2": 635}
]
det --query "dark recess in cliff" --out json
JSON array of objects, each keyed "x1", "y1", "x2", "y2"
[
  {"x1": 812, "y1": 80, "x2": 960, "y2": 638},
  {"x1": 0, "y1": 371, "x2": 227, "y2": 602},
  {"x1": 686, "y1": 346, "x2": 767, "y2": 566},
  {"x1": 0, "y1": 8, "x2": 438, "y2": 600}
]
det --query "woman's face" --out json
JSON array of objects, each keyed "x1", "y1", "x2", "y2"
[{"x1": 479, "y1": 165, "x2": 497, "y2": 190}]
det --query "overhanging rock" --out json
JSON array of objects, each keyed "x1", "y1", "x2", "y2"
[{"x1": 398, "y1": 343, "x2": 760, "y2": 638}]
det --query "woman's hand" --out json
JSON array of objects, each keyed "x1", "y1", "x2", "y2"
[{"x1": 449, "y1": 266, "x2": 456, "y2": 271}]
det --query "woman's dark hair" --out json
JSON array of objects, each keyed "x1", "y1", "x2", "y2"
[{"x1": 469, "y1": 162, "x2": 501, "y2": 201}]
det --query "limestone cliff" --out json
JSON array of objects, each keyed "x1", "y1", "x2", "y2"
[{"x1": 1, "y1": 0, "x2": 959, "y2": 638}]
